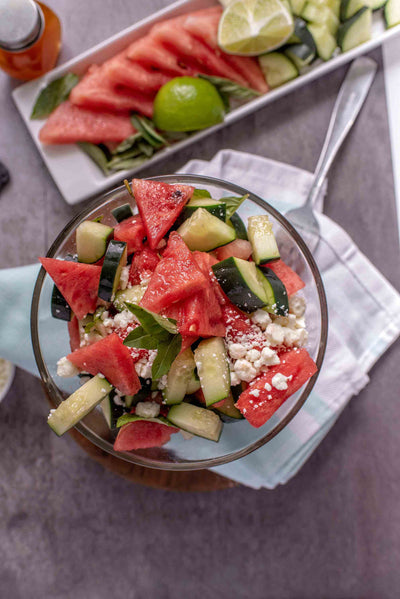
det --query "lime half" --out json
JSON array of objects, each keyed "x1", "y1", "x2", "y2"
[
  {"x1": 153, "y1": 77, "x2": 225, "y2": 132},
  {"x1": 218, "y1": 0, "x2": 294, "y2": 56}
]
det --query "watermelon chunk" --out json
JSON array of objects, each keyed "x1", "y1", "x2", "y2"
[
  {"x1": 235, "y1": 348, "x2": 318, "y2": 427},
  {"x1": 68, "y1": 315, "x2": 81, "y2": 352},
  {"x1": 39, "y1": 101, "x2": 136, "y2": 145},
  {"x1": 140, "y1": 233, "x2": 208, "y2": 313},
  {"x1": 126, "y1": 37, "x2": 197, "y2": 77},
  {"x1": 69, "y1": 65, "x2": 154, "y2": 117},
  {"x1": 67, "y1": 333, "x2": 140, "y2": 395},
  {"x1": 114, "y1": 215, "x2": 147, "y2": 255},
  {"x1": 129, "y1": 247, "x2": 160, "y2": 285},
  {"x1": 113, "y1": 323, "x2": 150, "y2": 364},
  {"x1": 39, "y1": 257, "x2": 101, "y2": 320},
  {"x1": 262, "y1": 259, "x2": 305, "y2": 296},
  {"x1": 215, "y1": 239, "x2": 252, "y2": 261},
  {"x1": 114, "y1": 419, "x2": 178, "y2": 451},
  {"x1": 222, "y1": 301, "x2": 266, "y2": 350},
  {"x1": 132, "y1": 179, "x2": 194, "y2": 250},
  {"x1": 103, "y1": 50, "x2": 171, "y2": 94}
]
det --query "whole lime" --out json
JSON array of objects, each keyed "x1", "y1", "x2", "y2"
[{"x1": 153, "y1": 77, "x2": 225, "y2": 132}]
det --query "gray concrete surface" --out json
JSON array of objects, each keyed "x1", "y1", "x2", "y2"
[{"x1": 1, "y1": 1, "x2": 400, "y2": 598}]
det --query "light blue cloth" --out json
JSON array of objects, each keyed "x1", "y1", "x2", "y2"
[{"x1": 1, "y1": 150, "x2": 400, "y2": 489}]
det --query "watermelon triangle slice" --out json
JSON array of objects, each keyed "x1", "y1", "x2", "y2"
[
  {"x1": 39, "y1": 257, "x2": 101, "y2": 320},
  {"x1": 114, "y1": 419, "x2": 178, "y2": 451},
  {"x1": 67, "y1": 333, "x2": 140, "y2": 396},
  {"x1": 132, "y1": 179, "x2": 194, "y2": 250},
  {"x1": 140, "y1": 233, "x2": 208, "y2": 313}
]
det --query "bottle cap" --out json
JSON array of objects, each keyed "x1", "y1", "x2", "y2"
[{"x1": 0, "y1": 0, "x2": 43, "y2": 51}]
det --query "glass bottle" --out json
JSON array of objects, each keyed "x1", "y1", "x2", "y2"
[{"x1": 0, "y1": 0, "x2": 61, "y2": 81}]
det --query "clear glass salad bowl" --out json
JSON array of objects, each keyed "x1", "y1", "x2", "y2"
[{"x1": 31, "y1": 175, "x2": 328, "y2": 471}]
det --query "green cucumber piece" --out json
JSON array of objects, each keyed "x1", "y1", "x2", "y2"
[
  {"x1": 284, "y1": 43, "x2": 316, "y2": 69},
  {"x1": 113, "y1": 284, "x2": 146, "y2": 312},
  {"x1": 308, "y1": 23, "x2": 337, "y2": 60},
  {"x1": 167, "y1": 403, "x2": 222, "y2": 442},
  {"x1": 337, "y1": 7, "x2": 371, "y2": 51},
  {"x1": 100, "y1": 390, "x2": 125, "y2": 429},
  {"x1": 76, "y1": 220, "x2": 113, "y2": 264},
  {"x1": 212, "y1": 257, "x2": 268, "y2": 313},
  {"x1": 258, "y1": 52, "x2": 299, "y2": 89},
  {"x1": 48, "y1": 375, "x2": 113, "y2": 436},
  {"x1": 371, "y1": 0, "x2": 387, "y2": 9},
  {"x1": 212, "y1": 393, "x2": 244, "y2": 422},
  {"x1": 163, "y1": 349, "x2": 196, "y2": 405},
  {"x1": 288, "y1": 18, "x2": 318, "y2": 52},
  {"x1": 194, "y1": 338, "x2": 231, "y2": 407},
  {"x1": 111, "y1": 203, "x2": 134, "y2": 223},
  {"x1": 183, "y1": 197, "x2": 226, "y2": 222},
  {"x1": 290, "y1": 0, "x2": 307, "y2": 14},
  {"x1": 228, "y1": 212, "x2": 248, "y2": 240},
  {"x1": 340, "y1": 0, "x2": 366, "y2": 20},
  {"x1": 259, "y1": 266, "x2": 289, "y2": 316},
  {"x1": 98, "y1": 240, "x2": 128, "y2": 302},
  {"x1": 384, "y1": 0, "x2": 400, "y2": 26},
  {"x1": 186, "y1": 370, "x2": 201, "y2": 394},
  {"x1": 177, "y1": 207, "x2": 236, "y2": 251},
  {"x1": 302, "y1": 4, "x2": 339, "y2": 34},
  {"x1": 247, "y1": 215, "x2": 280, "y2": 264},
  {"x1": 51, "y1": 285, "x2": 72, "y2": 321}
]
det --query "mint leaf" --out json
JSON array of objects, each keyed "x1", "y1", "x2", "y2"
[
  {"x1": 31, "y1": 73, "x2": 79, "y2": 119},
  {"x1": 113, "y1": 133, "x2": 142, "y2": 155},
  {"x1": 123, "y1": 326, "x2": 160, "y2": 350},
  {"x1": 130, "y1": 114, "x2": 167, "y2": 148},
  {"x1": 152, "y1": 334, "x2": 182, "y2": 380},
  {"x1": 198, "y1": 74, "x2": 261, "y2": 101},
  {"x1": 125, "y1": 303, "x2": 177, "y2": 336},
  {"x1": 221, "y1": 194, "x2": 249, "y2": 219},
  {"x1": 78, "y1": 143, "x2": 110, "y2": 175},
  {"x1": 192, "y1": 188, "x2": 211, "y2": 199}
]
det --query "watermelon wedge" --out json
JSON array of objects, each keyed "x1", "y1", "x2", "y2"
[
  {"x1": 114, "y1": 419, "x2": 178, "y2": 450},
  {"x1": 39, "y1": 101, "x2": 136, "y2": 145},
  {"x1": 262, "y1": 259, "x2": 305, "y2": 296},
  {"x1": 67, "y1": 333, "x2": 140, "y2": 395},
  {"x1": 69, "y1": 65, "x2": 154, "y2": 117},
  {"x1": 39, "y1": 257, "x2": 101, "y2": 320},
  {"x1": 114, "y1": 215, "x2": 147, "y2": 255},
  {"x1": 235, "y1": 348, "x2": 318, "y2": 427},
  {"x1": 222, "y1": 301, "x2": 266, "y2": 350},
  {"x1": 132, "y1": 179, "x2": 193, "y2": 250},
  {"x1": 68, "y1": 315, "x2": 81, "y2": 352},
  {"x1": 129, "y1": 247, "x2": 160, "y2": 285},
  {"x1": 103, "y1": 51, "x2": 170, "y2": 94},
  {"x1": 140, "y1": 232, "x2": 208, "y2": 313},
  {"x1": 126, "y1": 37, "x2": 197, "y2": 77}
]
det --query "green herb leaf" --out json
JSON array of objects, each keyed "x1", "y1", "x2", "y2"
[
  {"x1": 130, "y1": 114, "x2": 167, "y2": 148},
  {"x1": 137, "y1": 140, "x2": 154, "y2": 158},
  {"x1": 107, "y1": 155, "x2": 149, "y2": 172},
  {"x1": 125, "y1": 303, "x2": 178, "y2": 336},
  {"x1": 84, "y1": 321, "x2": 96, "y2": 334},
  {"x1": 152, "y1": 334, "x2": 182, "y2": 380},
  {"x1": 123, "y1": 326, "x2": 160, "y2": 350},
  {"x1": 78, "y1": 143, "x2": 110, "y2": 175},
  {"x1": 192, "y1": 188, "x2": 212, "y2": 199},
  {"x1": 92, "y1": 215, "x2": 104, "y2": 223},
  {"x1": 221, "y1": 193, "x2": 249, "y2": 219},
  {"x1": 116, "y1": 414, "x2": 174, "y2": 428},
  {"x1": 113, "y1": 133, "x2": 142, "y2": 155},
  {"x1": 31, "y1": 73, "x2": 79, "y2": 119},
  {"x1": 198, "y1": 74, "x2": 261, "y2": 101}
]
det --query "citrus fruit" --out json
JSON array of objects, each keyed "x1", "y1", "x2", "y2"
[
  {"x1": 153, "y1": 77, "x2": 225, "y2": 132},
  {"x1": 218, "y1": 0, "x2": 294, "y2": 56}
]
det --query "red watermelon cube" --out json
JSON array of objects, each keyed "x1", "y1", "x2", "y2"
[
  {"x1": 114, "y1": 215, "x2": 147, "y2": 255},
  {"x1": 129, "y1": 247, "x2": 160, "y2": 285},
  {"x1": 114, "y1": 419, "x2": 178, "y2": 451}
]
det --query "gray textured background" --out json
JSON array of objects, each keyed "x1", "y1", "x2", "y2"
[{"x1": 1, "y1": 1, "x2": 400, "y2": 598}]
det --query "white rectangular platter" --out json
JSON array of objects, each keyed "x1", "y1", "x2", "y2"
[{"x1": 12, "y1": 0, "x2": 400, "y2": 205}]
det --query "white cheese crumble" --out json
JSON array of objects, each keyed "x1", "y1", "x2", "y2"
[
  {"x1": 249, "y1": 389, "x2": 260, "y2": 398},
  {"x1": 271, "y1": 372, "x2": 289, "y2": 391},
  {"x1": 119, "y1": 266, "x2": 130, "y2": 291},
  {"x1": 135, "y1": 401, "x2": 160, "y2": 418},
  {"x1": 250, "y1": 309, "x2": 271, "y2": 330},
  {"x1": 289, "y1": 294, "x2": 306, "y2": 318},
  {"x1": 230, "y1": 371, "x2": 241, "y2": 386},
  {"x1": 56, "y1": 357, "x2": 79, "y2": 378},
  {"x1": 228, "y1": 343, "x2": 247, "y2": 359},
  {"x1": 113, "y1": 309, "x2": 138, "y2": 329},
  {"x1": 233, "y1": 359, "x2": 257, "y2": 383},
  {"x1": 157, "y1": 375, "x2": 168, "y2": 390},
  {"x1": 265, "y1": 323, "x2": 285, "y2": 346},
  {"x1": 135, "y1": 350, "x2": 156, "y2": 379},
  {"x1": 246, "y1": 348, "x2": 261, "y2": 363}
]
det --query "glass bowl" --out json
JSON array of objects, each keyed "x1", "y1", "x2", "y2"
[{"x1": 31, "y1": 174, "x2": 328, "y2": 471}]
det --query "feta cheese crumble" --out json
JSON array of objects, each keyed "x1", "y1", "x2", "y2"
[
  {"x1": 56, "y1": 357, "x2": 79, "y2": 378},
  {"x1": 135, "y1": 401, "x2": 160, "y2": 419},
  {"x1": 271, "y1": 372, "x2": 289, "y2": 391}
]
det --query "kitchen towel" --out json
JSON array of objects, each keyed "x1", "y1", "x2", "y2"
[{"x1": 1, "y1": 149, "x2": 400, "y2": 489}]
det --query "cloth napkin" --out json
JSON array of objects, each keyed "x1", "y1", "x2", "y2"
[{"x1": 1, "y1": 150, "x2": 400, "y2": 489}]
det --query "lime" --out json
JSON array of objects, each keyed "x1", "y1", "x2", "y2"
[
  {"x1": 218, "y1": 0, "x2": 294, "y2": 56},
  {"x1": 153, "y1": 77, "x2": 225, "y2": 132}
]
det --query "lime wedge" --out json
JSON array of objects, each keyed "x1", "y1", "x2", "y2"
[{"x1": 218, "y1": 0, "x2": 294, "y2": 56}]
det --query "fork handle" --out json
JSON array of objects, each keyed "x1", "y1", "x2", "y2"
[{"x1": 306, "y1": 56, "x2": 377, "y2": 209}]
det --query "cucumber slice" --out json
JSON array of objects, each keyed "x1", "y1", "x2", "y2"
[
  {"x1": 186, "y1": 370, "x2": 201, "y2": 394},
  {"x1": 308, "y1": 23, "x2": 337, "y2": 60},
  {"x1": 284, "y1": 43, "x2": 316, "y2": 69},
  {"x1": 385, "y1": 0, "x2": 400, "y2": 26},
  {"x1": 337, "y1": 7, "x2": 371, "y2": 51},
  {"x1": 302, "y1": 4, "x2": 339, "y2": 34},
  {"x1": 100, "y1": 390, "x2": 125, "y2": 429},
  {"x1": 371, "y1": 0, "x2": 387, "y2": 9},
  {"x1": 194, "y1": 338, "x2": 231, "y2": 407},
  {"x1": 51, "y1": 285, "x2": 72, "y2": 321},
  {"x1": 288, "y1": 18, "x2": 318, "y2": 52},
  {"x1": 111, "y1": 203, "x2": 134, "y2": 223},
  {"x1": 163, "y1": 349, "x2": 196, "y2": 405},
  {"x1": 228, "y1": 213, "x2": 248, "y2": 240},
  {"x1": 259, "y1": 266, "x2": 289, "y2": 316},
  {"x1": 259, "y1": 52, "x2": 299, "y2": 89},
  {"x1": 98, "y1": 240, "x2": 128, "y2": 302},
  {"x1": 290, "y1": 0, "x2": 307, "y2": 15},
  {"x1": 212, "y1": 393, "x2": 244, "y2": 422},
  {"x1": 48, "y1": 375, "x2": 113, "y2": 436},
  {"x1": 113, "y1": 284, "x2": 146, "y2": 312},
  {"x1": 177, "y1": 207, "x2": 236, "y2": 251},
  {"x1": 167, "y1": 403, "x2": 222, "y2": 442},
  {"x1": 212, "y1": 257, "x2": 268, "y2": 312},
  {"x1": 247, "y1": 215, "x2": 280, "y2": 264},
  {"x1": 183, "y1": 197, "x2": 226, "y2": 222},
  {"x1": 340, "y1": 0, "x2": 366, "y2": 20},
  {"x1": 76, "y1": 220, "x2": 113, "y2": 264}
]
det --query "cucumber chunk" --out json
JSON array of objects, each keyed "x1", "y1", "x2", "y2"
[
  {"x1": 51, "y1": 285, "x2": 72, "y2": 321},
  {"x1": 259, "y1": 52, "x2": 298, "y2": 89},
  {"x1": 98, "y1": 240, "x2": 128, "y2": 302},
  {"x1": 163, "y1": 349, "x2": 196, "y2": 405},
  {"x1": 247, "y1": 215, "x2": 280, "y2": 264},
  {"x1": 290, "y1": 0, "x2": 307, "y2": 14},
  {"x1": 212, "y1": 393, "x2": 244, "y2": 422},
  {"x1": 100, "y1": 390, "x2": 125, "y2": 429},
  {"x1": 385, "y1": 0, "x2": 400, "y2": 26},
  {"x1": 183, "y1": 198, "x2": 226, "y2": 222},
  {"x1": 177, "y1": 207, "x2": 236, "y2": 251},
  {"x1": 284, "y1": 43, "x2": 316, "y2": 69},
  {"x1": 289, "y1": 18, "x2": 317, "y2": 53},
  {"x1": 259, "y1": 266, "x2": 289, "y2": 316},
  {"x1": 186, "y1": 370, "x2": 201, "y2": 394},
  {"x1": 194, "y1": 338, "x2": 231, "y2": 407},
  {"x1": 111, "y1": 203, "x2": 134, "y2": 223},
  {"x1": 167, "y1": 403, "x2": 222, "y2": 442},
  {"x1": 337, "y1": 7, "x2": 372, "y2": 51},
  {"x1": 302, "y1": 4, "x2": 339, "y2": 34},
  {"x1": 212, "y1": 257, "x2": 268, "y2": 312},
  {"x1": 228, "y1": 213, "x2": 248, "y2": 240},
  {"x1": 48, "y1": 375, "x2": 113, "y2": 436},
  {"x1": 113, "y1": 284, "x2": 146, "y2": 312},
  {"x1": 76, "y1": 220, "x2": 113, "y2": 264},
  {"x1": 308, "y1": 23, "x2": 337, "y2": 60},
  {"x1": 371, "y1": 0, "x2": 387, "y2": 9}
]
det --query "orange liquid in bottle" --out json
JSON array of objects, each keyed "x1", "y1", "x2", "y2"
[{"x1": 0, "y1": 2, "x2": 61, "y2": 81}]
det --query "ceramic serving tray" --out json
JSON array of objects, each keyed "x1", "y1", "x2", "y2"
[{"x1": 12, "y1": 0, "x2": 400, "y2": 205}]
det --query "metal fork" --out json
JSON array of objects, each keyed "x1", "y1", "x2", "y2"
[{"x1": 285, "y1": 56, "x2": 377, "y2": 253}]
